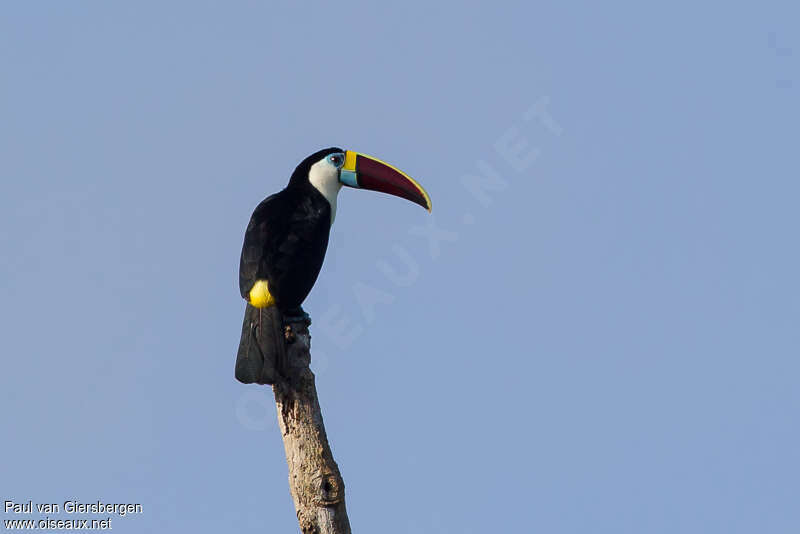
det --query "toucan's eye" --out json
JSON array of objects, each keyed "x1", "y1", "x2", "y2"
[{"x1": 329, "y1": 154, "x2": 343, "y2": 167}]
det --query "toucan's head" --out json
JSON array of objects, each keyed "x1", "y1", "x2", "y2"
[{"x1": 291, "y1": 147, "x2": 432, "y2": 215}]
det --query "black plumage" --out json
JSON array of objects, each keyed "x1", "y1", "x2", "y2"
[
  {"x1": 238, "y1": 147, "x2": 340, "y2": 313},
  {"x1": 235, "y1": 146, "x2": 431, "y2": 384},
  {"x1": 235, "y1": 148, "x2": 341, "y2": 384}
]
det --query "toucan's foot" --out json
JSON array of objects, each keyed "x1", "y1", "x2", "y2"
[{"x1": 282, "y1": 307, "x2": 311, "y2": 326}]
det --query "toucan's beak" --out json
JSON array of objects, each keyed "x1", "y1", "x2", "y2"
[{"x1": 339, "y1": 151, "x2": 432, "y2": 212}]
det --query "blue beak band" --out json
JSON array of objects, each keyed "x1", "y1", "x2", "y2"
[{"x1": 339, "y1": 169, "x2": 359, "y2": 188}]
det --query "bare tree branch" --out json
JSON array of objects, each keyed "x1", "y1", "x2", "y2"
[{"x1": 272, "y1": 318, "x2": 351, "y2": 534}]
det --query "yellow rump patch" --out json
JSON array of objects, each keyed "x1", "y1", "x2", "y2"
[{"x1": 248, "y1": 279, "x2": 276, "y2": 308}]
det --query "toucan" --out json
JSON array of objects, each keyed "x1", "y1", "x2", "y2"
[{"x1": 235, "y1": 147, "x2": 432, "y2": 384}]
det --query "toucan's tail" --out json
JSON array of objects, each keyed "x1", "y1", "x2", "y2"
[{"x1": 235, "y1": 304, "x2": 282, "y2": 385}]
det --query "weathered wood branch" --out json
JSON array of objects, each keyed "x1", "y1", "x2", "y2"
[{"x1": 272, "y1": 318, "x2": 351, "y2": 534}]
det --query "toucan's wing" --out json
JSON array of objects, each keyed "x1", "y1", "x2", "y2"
[
  {"x1": 266, "y1": 194, "x2": 331, "y2": 307},
  {"x1": 239, "y1": 193, "x2": 285, "y2": 299},
  {"x1": 239, "y1": 189, "x2": 331, "y2": 306}
]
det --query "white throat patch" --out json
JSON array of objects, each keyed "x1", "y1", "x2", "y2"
[{"x1": 308, "y1": 158, "x2": 343, "y2": 224}]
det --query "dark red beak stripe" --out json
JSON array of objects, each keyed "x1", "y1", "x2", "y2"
[{"x1": 356, "y1": 155, "x2": 430, "y2": 210}]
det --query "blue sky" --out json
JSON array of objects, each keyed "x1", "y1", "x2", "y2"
[{"x1": 1, "y1": 2, "x2": 798, "y2": 532}]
